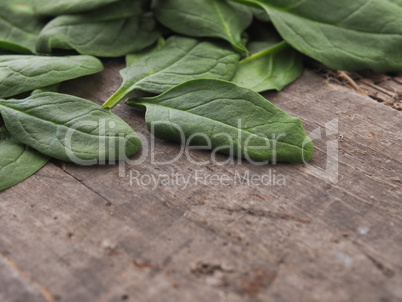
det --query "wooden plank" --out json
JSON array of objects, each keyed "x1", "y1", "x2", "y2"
[{"x1": 0, "y1": 62, "x2": 401, "y2": 302}]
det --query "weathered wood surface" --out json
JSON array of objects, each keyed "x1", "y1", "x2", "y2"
[
  {"x1": 312, "y1": 63, "x2": 402, "y2": 110},
  {"x1": 0, "y1": 60, "x2": 401, "y2": 302}
]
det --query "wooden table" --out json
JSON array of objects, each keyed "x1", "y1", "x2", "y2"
[{"x1": 1, "y1": 60, "x2": 401, "y2": 302}]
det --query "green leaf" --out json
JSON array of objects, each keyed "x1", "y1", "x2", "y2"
[
  {"x1": 153, "y1": 0, "x2": 253, "y2": 55},
  {"x1": 103, "y1": 36, "x2": 240, "y2": 109},
  {"x1": 231, "y1": 0, "x2": 402, "y2": 72},
  {"x1": 231, "y1": 40, "x2": 303, "y2": 92},
  {"x1": 0, "y1": 55, "x2": 103, "y2": 99},
  {"x1": 0, "y1": 124, "x2": 49, "y2": 192},
  {"x1": 250, "y1": 6, "x2": 271, "y2": 22},
  {"x1": 0, "y1": 93, "x2": 141, "y2": 164},
  {"x1": 31, "y1": 83, "x2": 60, "y2": 96},
  {"x1": 0, "y1": 0, "x2": 45, "y2": 53},
  {"x1": 36, "y1": 0, "x2": 160, "y2": 57},
  {"x1": 126, "y1": 79, "x2": 314, "y2": 163},
  {"x1": 32, "y1": 0, "x2": 120, "y2": 16},
  {"x1": 126, "y1": 37, "x2": 166, "y2": 67}
]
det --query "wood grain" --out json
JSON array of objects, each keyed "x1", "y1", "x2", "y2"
[{"x1": 0, "y1": 61, "x2": 401, "y2": 302}]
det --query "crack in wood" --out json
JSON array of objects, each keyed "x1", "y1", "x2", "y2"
[
  {"x1": 0, "y1": 251, "x2": 55, "y2": 302},
  {"x1": 351, "y1": 240, "x2": 395, "y2": 278},
  {"x1": 162, "y1": 238, "x2": 193, "y2": 268},
  {"x1": 365, "y1": 254, "x2": 395, "y2": 278},
  {"x1": 216, "y1": 206, "x2": 312, "y2": 225},
  {"x1": 350, "y1": 242, "x2": 396, "y2": 278},
  {"x1": 58, "y1": 164, "x2": 115, "y2": 208}
]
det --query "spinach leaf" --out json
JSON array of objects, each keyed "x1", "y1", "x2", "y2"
[
  {"x1": 126, "y1": 79, "x2": 313, "y2": 163},
  {"x1": 0, "y1": 93, "x2": 141, "y2": 164},
  {"x1": 0, "y1": 124, "x2": 49, "y2": 192},
  {"x1": 231, "y1": 40, "x2": 303, "y2": 92},
  {"x1": 153, "y1": 0, "x2": 253, "y2": 55},
  {"x1": 0, "y1": 55, "x2": 103, "y2": 98},
  {"x1": 250, "y1": 6, "x2": 271, "y2": 22},
  {"x1": 230, "y1": 0, "x2": 402, "y2": 72},
  {"x1": 32, "y1": 0, "x2": 120, "y2": 16},
  {"x1": 103, "y1": 36, "x2": 240, "y2": 109},
  {"x1": 31, "y1": 84, "x2": 61, "y2": 96},
  {"x1": 0, "y1": 0, "x2": 45, "y2": 53},
  {"x1": 36, "y1": 0, "x2": 160, "y2": 57},
  {"x1": 126, "y1": 37, "x2": 166, "y2": 67}
]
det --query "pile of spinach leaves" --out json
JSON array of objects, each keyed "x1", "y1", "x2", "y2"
[{"x1": 1, "y1": 0, "x2": 401, "y2": 191}]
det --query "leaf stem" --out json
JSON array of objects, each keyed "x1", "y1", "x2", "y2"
[
  {"x1": 239, "y1": 41, "x2": 288, "y2": 65},
  {"x1": 102, "y1": 86, "x2": 129, "y2": 109}
]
